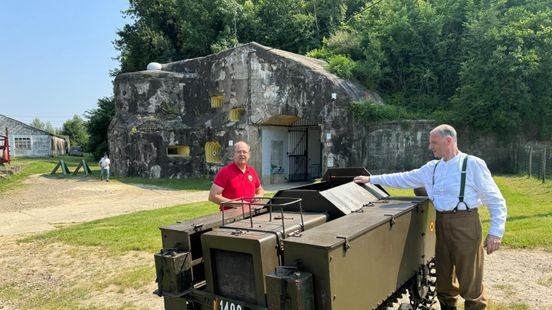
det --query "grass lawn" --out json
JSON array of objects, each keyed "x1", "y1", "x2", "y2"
[
  {"x1": 3, "y1": 157, "x2": 551, "y2": 310},
  {"x1": 386, "y1": 175, "x2": 552, "y2": 251},
  {"x1": 7, "y1": 161, "x2": 550, "y2": 253},
  {"x1": 0, "y1": 155, "x2": 89, "y2": 192},
  {"x1": 0, "y1": 156, "x2": 212, "y2": 192},
  {"x1": 21, "y1": 201, "x2": 217, "y2": 254},
  {"x1": 3, "y1": 156, "x2": 550, "y2": 251}
]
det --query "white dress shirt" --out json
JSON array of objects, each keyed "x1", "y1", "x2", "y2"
[{"x1": 370, "y1": 152, "x2": 507, "y2": 237}]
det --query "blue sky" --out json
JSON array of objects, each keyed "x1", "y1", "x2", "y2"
[{"x1": 0, "y1": 1, "x2": 129, "y2": 128}]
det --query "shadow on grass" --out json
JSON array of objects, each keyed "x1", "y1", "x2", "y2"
[{"x1": 116, "y1": 176, "x2": 212, "y2": 191}]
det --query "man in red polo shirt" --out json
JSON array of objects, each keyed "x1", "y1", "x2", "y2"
[{"x1": 208, "y1": 141, "x2": 264, "y2": 210}]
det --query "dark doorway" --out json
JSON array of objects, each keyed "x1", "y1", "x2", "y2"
[{"x1": 288, "y1": 127, "x2": 308, "y2": 181}]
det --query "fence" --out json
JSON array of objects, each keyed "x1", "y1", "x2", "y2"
[{"x1": 515, "y1": 144, "x2": 552, "y2": 182}]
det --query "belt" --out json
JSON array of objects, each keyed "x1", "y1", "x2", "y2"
[{"x1": 437, "y1": 208, "x2": 478, "y2": 214}]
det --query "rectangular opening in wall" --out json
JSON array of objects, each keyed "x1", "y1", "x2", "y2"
[
  {"x1": 210, "y1": 96, "x2": 224, "y2": 108},
  {"x1": 167, "y1": 145, "x2": 190, "y2": 157},
  {"x1": 14, "y1": 137, "x2": 31, "y2": 149},
  {"x1": 205, "y1": 141, "x2": 222, "y2": 163},
  {"x1": 228, "y1": 108, "x2": 244, "y2": 121}
]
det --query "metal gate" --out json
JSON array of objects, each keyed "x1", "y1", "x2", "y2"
[{"x1": 288, "y1": 127, "x2": 308, "y2": 181}]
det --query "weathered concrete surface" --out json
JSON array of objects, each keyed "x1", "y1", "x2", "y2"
[
  {"x1": 350, "y1": 120, "x2": 517, "y2": 174},
  {"x1": 110, "y1": 42, "x2": 518, "y2": 181},
  {"x1": 110, "y1": 42, "x2": 381, "y2": 180}
]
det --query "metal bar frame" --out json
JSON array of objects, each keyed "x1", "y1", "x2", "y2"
[{"x1": 220, "y1": 196, "x2": 304, "y2": 238}]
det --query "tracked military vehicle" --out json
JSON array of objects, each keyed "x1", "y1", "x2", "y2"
[{"x1": 154, "y1": 168, "x2": 437, "y2": 309}]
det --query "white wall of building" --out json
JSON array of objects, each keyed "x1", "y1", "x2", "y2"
[
  {"x1": 10, "y1": 134, "x2": 51, "y2": 157},
  {"x1": 261, "y1": 126, "x2": 289, "y2": 184}
]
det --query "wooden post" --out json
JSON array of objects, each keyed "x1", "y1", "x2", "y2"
[{"x1": 528, "y1": 147, "x2": 533, "y2": 178}]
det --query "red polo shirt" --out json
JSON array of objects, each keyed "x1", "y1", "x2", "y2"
[{"x1": 213, "y1": 162, "x2": 261, "y2": 207}]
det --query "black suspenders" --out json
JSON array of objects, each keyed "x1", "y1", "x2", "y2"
[
  {"x1": 455, "y1": 156, "x2": 470, "y2": 212},
  {"x1": 432, "y1": 155, "x2": 470, "y2": 212}
]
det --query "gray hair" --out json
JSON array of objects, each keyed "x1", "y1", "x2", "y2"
[
  {"x1": 431, "y1": 124, "x2": 457, "y2": 142},
  {"x1": 233, "y1": 141, "x2": 251, "y2": 152}
]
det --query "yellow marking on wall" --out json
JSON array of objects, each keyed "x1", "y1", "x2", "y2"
[
  {"x1": 210, "y1": 96, "x2": 224, "y2": 108},
  {"x1": 228, "y1": 108, "x2": 244, "y2": 121},
  {"x1": 167, "y1": 145, "x2": 190, "y2": 157},
  {"x1": 205, "y1": 141, "x2": 222, "y2": 163}
]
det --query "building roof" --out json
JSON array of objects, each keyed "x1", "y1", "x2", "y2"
[{"x1": 0, "y1": 114, "x2": 62, "y2": 137}]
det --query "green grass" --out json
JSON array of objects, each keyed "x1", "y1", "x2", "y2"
[
  {"x1": 5, "y1": 157, "x2": 552, "y2": 252},
  {"x1": 492, "y1": 176, "x2": 552, "y2": 250},
  {"x1": 18, "y1": 174, "x2": 552, "y2": 254},
  {"x1": 117, "y1": 176, "x2": 212, "y2": 191},
  {"x1": 15, "y1": 174, "x2": 552, "y2": 253},
  {"x1": 93, "y1": 265, "x2": 153, "y2": 292},
  {"x1": 22, "y1": 201, "x2": 217, "y2": 254},
  {"x1": 384, "y1": 175, "x2": 552, "y2": 250},
  {"x1": 0, "y1": 155, "x2": 90, "y2": 192},
  {"x1": 487, "y1": 303, "x2": 531, "y2": 310},
  {"x1": 0, "y1": 156, "x2": 212, "y2": 193},
  {"x1": 0, "y1": 280, "x2": 89, "y2": 310}
]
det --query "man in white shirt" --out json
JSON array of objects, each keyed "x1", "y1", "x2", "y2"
[
  {"x1": 99, "y1": 153, "x2": 111, "y2": 182},
  {"x1": 354, "y1": 124, "x2": 506, "y2": 310}
]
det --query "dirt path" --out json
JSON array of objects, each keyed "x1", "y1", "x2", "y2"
[
  {"x1": 0, "y1": 175, "x2": 551, "y2": 309},
  {"x1": 0, "y1": 174, "x2": 209, "y2": 310},
  {"x1": 0, "y1": 174, "x2": 208, "y2": 236}
]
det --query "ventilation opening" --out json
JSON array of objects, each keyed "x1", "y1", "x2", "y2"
[
  {"x1": 211, "y1": 96, "x2": 224, "y2": 108},
  {"x1": 205, "y1": 141, "x2": 222, "y2": 163},
  {"x1": 228, "y1": 108, "x2": 244, "y2": 121},
  {"x1": 167, "y1": 145, "x2": 190, "y2": 157}
]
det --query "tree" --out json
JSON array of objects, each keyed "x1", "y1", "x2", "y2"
[
  {"x1": 452, "y1": 1, "x2": 552, "y2": 139},
  {"x1": 62, "y1": 115, "x2": 89, "y2": 148},
  {"x1": 44, "y1": 122, "x2": 58, "y2": 135},
  {"x1": 114, "y1": 0, "x2": 363, "y2": 74},
  {"x1": 29, "y1": 118, "x2": 45, "y2": 130},
  {"x1": 111, "y1": 0, "x2": 552, "y2": 141},
  {"x1": 324, "y1": 0, "x2": 444, "y2": 110},
  {"x1": 85, "y1": 97, "x2": 115, "y2": 159},
  {"x1": 29, "y1": 118, "x2": 59, "y2": 135},
  {"x1": 314, "y1": 0, "x2": 552, "y2": 140}
]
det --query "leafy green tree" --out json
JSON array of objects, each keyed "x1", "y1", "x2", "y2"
[
  {"x1": 62, "y1": 115, "x2": 89, "y2": 148},
  {"x1": 29, "y1": 118, "x2": 59, "y2": 135},
  {"x1": 29, "y1": 118, "x2": 45, "y2": 130},
  {"x1": 85, "y1": 97, "x2": 115, "y2": 159},
  {"x1": 312, "y1": 0, "x2": 552, "y2": 140},
  {"x1": 327, "y1": 54, "x2": 356, "y2": 79},
  {"x1": 114, "y1": 0, "x2": 364, "y2": 74},
  {"x1": 111, "y1": 0, "x2": 552, "y2": 141},
  {"x1": 44, "y1": 122, "x2": 58, "y2": 135},
  {"x1": 332, "y1": 0, "x2": 444, "y2": 111},
  {"x1": 452, "y1": 1, "x2": 552, "y2": 139}
]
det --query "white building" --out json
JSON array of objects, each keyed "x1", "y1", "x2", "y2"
[{"x1": 0, "y1": 114, "x2": 67, "y2": 157}]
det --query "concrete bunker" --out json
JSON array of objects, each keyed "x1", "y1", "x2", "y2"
[{"x1": 109, "y1": 42, "x2": 382, "y2": 183}]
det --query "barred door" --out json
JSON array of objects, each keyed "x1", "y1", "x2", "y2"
[{"x1": 288, "y1": 127, "x2": 308, "y2": 181}]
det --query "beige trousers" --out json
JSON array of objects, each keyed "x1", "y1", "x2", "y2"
[{"x1": 435, "y1": 209, "x2": 487, "y2": 310}]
